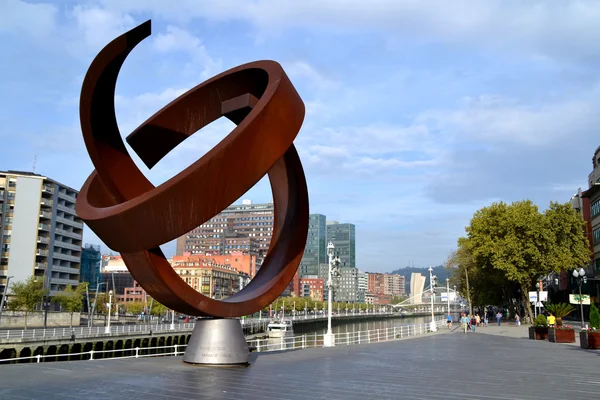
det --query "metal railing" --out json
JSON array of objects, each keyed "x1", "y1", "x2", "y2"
[
  {"x1": 0, "y1": 313, "x2": 406, "y2": 341},
  {"x1": 0, "y1": 320, "x2": 445, "y2": 364},
  {"x1": 0, "y1": 322, "x2": 197, "y2": 340}
]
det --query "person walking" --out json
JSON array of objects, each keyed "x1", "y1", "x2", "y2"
[
  {"x1": 475, "y1": 314, "x2": 481, "y2": 327},
  {"x1": 484, "y1": 314, "x2": 489, "y2": 327},
  {"x1": 515, "y1": 313, "x2": 520, "y2": 327},
  {"x1": 447, "y1": 314, "x2": 453, "y2": 330},
  {"x1": 496, "y1": 311, "x2": 502, "y2": 326},
  {"x1": 471, "y1": 315, "x2": 477, "y2": 332},
  {"x1": 460, "y1": 313, "x2": 469, "y2": 333}
]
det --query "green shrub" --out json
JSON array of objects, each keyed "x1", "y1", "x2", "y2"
[
  {"x1": 534, "y1": 314, "x2": 548, "y2": 327},
  {"x1": 589, "y1": 303, "x2": 600, "y2": 329}
]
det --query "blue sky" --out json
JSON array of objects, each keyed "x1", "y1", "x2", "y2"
[{"x1": 2, "y1": 0, "x2": 600, "y2": 272}]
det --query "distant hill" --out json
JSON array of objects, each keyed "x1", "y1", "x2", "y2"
[{"x1": 390, "y1": 265, "x2": 450, "y2": 294}]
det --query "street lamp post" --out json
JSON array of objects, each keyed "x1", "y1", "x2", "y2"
[
  {"x1": 0, "y1": 276, "x2": 13, "y2": 325},
  {"x1": 105, "y1": 290, "x2": 113, "y2": 334},
  {"x1": 573, "y1": 267, "x2": 587, "y2": 327},
  {"x1": 170, "y1": 309, "x2": 175, "y2": 330},
  {"x1": 428, "y1": 266, "x2": 437, "y2": 332},
  {"x1": 453, "y1": 285, "x2": 456, "y2": 312},
  {"x1": 324, "y1": 241, "x2": 336, "y2": 347},
  {"x1": 446, "y1": 278, "x2": 450, "y2": 317}
]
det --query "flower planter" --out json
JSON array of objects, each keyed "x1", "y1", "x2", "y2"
[
  {"x1": 580, "y1": 331, "x2": 600, "y2": 349},
  {"x1": 529, "y1": 326, "x2": 549, "y2": 340},
  {"x1": 548, "y1": 328, "x2": 575, "y2": 343}
]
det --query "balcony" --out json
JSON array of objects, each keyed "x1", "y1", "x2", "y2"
[
  {"x1": 36, "y1": 249, "x2": 49, "y2": 257},
  {"x1": 1, "y1": 252, "x2": 8, "y2": 259},
  {"x1": 38, "y1": 223, "x2": 50, "y2": 231},
  {"x1": 39, "y1": 210, "x2": 52, "y2": 219},
  {"x1": 57, "y1": 191, "x2": 77, "y2": 202},
  {"x1": 40, "y1": 198, "x2": 53, "y2": 207},
  {"x1": 57, "y1": 203, "x2": 75, "y2": 214},
  {"x1": 54, "y1": 240, "x2": 82, "y2": 252},
  {"x1": 56, "y1": 215, "x2": 83, "y2": 229},
  {"x1": 50, "y1": 265, "x2": 80, "y2": 274},
  {"x1": 50, "y1": 278, "x2": 80, "y2": 286},
  {"x1": 35, "y1": 262, "x2": 48, "y2": 269},
  {"x1": 37, "y1": 236, "x2": 49, "y2": 244},
  {"x1": 52, "y1": 252, "x2": 81, "y2": 263},
  {"x1": 42, "y1": 184, "x2": 54, "y2": 194},
  {"x1": 55, "y1": 228, "x2": 81, "y2": 239}
]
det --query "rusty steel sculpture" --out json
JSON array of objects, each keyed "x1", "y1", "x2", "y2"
[{"x1": 76, "y1": 20, "x2": 309, "y2": 319}]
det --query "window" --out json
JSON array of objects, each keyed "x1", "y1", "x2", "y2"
[
  {"x1": 594, "y1": 227, "x2": 600, "y2": 244},
  {"x1": 592, "y1": 200, "x2": 600, "y2": 219}
]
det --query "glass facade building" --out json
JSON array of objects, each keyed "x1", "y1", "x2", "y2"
[
  {"x1": 80, "y1": 244, "x2": 101, "y2": 291},
  {"x1": 326, "y1": 222, "x2": 356, "y2": 269},
  {"x1": 299, "y1": 214, "x2": 326, "y2": 277}
]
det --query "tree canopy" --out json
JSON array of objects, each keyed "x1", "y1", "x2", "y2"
[
  {"x1": 448, "y1": 200, "x2": 590, "y2": 323},
  {"x1": 9, "y1": 276, "x2": 47, "y2": 330},
  {"x1": 53, "y1": 283, "x2": 88, "y2": 327}
]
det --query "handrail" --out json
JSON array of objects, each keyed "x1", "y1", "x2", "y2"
[{"x1": 0, "y1": 319, "x2": 446, "y2": 364}]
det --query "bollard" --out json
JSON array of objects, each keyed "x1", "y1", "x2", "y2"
[
  {"x1": 36, "y1": 354, "x2": 41, "y2": 363},
  {"x1": 377, "y1": 329, "x2": 380, "y2": 342},
  {"x1": 90, "y1": 350, "x2": 94, "y2": 360},
  {"x1": 135, "y1": 347, "x2": 139, "y2": 358},
  {"x1": 256, "y1": 339, "x2": 261, "y2": 352},
  {"x1": 174, "y1": 344, "x2": 178, "y2": 356},
  {"x1": 302, "y1": 335, "x2": 306, "y2": 349}
]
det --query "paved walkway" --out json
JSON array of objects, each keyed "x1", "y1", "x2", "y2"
[{"x1": 0, "y1": 330, "x2": 598, "y2": 400}]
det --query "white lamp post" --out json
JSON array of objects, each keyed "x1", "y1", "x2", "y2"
[
  {"x1": 446, "y1": 278, "x2": 450, "y2": 317},
  {"x1": 170, "y1": 309, "x2": 175, "y2": 330},
  {"x1": 324, "y1": 241, "x2": 336, "y2": 347},
  {"x1": 105, "y1": 290, "x2": 113, "y2": 334},
  {"x1": 428, "y1": 266, "x2": 437, "y2": 332},
  {"x1": 573, "y1": 267, "x2": 587, "y2": 327}
]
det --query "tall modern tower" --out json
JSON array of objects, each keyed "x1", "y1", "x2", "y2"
[
  {"x1": 299, "y1": 214, "x2": 326, "y2": 276},
  {"x1": 0, "y1": 171, "x2": 83, "y2": 297},
  {"x1": 326, "y1": 221, "x2": 356, "y2": 268}
]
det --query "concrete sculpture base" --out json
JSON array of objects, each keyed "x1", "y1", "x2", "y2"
[{"x1": 183, "y1": 318, "x2": 249, "y2": 366}]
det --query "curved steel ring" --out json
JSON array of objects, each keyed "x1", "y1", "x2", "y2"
[{"x1": 75, "y1": 20, "x2": 309, "y2": 317}]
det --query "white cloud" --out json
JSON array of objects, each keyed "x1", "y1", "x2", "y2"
[
  {"x1": 0, "y1": 0, "x2": 57, "y2": 37},
  {"x1": 419, "y1": 93, "x2": 600, "y2": 147},
  {"x1": 70, "y1": 5, "x2": 136, "y2": 50},
  {"x1": 152, "y1": 25, "x2": 222, "y2": 80},
  {"x1": 100, "y1": 0, "x2": 600, "y2": 61},
  {"x1": 284, "y1": 61, "x2": 339, "y2": 91}
]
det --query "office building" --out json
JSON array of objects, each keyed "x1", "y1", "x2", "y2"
[
  {"x1": 326, "y1": 221, "x2": 356, "y2": 268},
  {"x1": 410, "y1": 273, "x2": 426, "y2": 304},
  {"x1": 384, "y1": 274, "x2": 406, "y2": 297},
  {"x1": 334, "y1": 267, "x2": 360, "y2": 303},
  {"x1": 176, "y1": 200, "x2": 272, "y2": 264},
  {"x1": 299, "y1": 214, "x2": 326, "y2": 277},
  {"x1": 367, "y1": 273, "x2": 385, "y2": 295},
  {"x1": 581, "y1": 145, "x2": 600, "y2": 301},
  {"x1": 357, "y1": 270, "x2": 368, "y2": 299},
  {"x1": 171, "y1": 255, "x2": 241, "y2": 299},
  {"x1": 301, "y1": 277, "x2": 324, "y2": 301},
  {"x1": 0, "y1": 171, "x2": 83, "y2": 296},
  {"x1": 80, "y1": 244, "x2": 101, "y2": 291}
]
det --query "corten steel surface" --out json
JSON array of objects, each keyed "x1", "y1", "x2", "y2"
[{"x1": 75, "y1": 20, "x2": 309, "y2": 317}]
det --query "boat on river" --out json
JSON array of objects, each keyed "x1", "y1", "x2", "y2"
[{"x1": 267, "y1": 319, "x2": 294, "y2": 338}]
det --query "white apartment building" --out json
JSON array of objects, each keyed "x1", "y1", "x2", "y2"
[{"x1": 0, "y1": 171, "x2": 83, "y2": 296}]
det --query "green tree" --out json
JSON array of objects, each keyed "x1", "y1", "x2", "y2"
[
  {"x1": 460, "y1": 200, "x2": 591, "y2": 324},
  {"x1": 9, "y1": 277, "x2": 47, "y2": 330},
  {"x1": 125, "y1": 301, "x2": 145, "y2": 316},
  {"x1": 53, "y1": 283, "x2": 88, "y2": 328}
]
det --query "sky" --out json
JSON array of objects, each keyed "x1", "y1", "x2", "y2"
[{"x1": 1, "y1": 0, "x2": 600, "y2": 273}]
